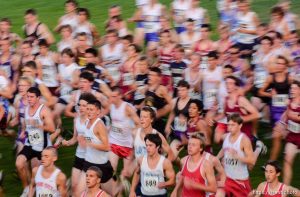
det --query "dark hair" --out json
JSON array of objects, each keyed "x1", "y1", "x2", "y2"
[
  {"x1": 149, "y1": 67, "x2": 161, "y2": 76},
  {"x1": 201, "y1": 24, "x2": 212, "y2": 31},
  {"x1": 61, "y1": 48, "x2": 75, "y2": 58},
  {"x1": 106, "y1": 29, "x2": 118, "y2": 37},
  {"x1": 87, "y1": 166, "x2": 103, "y2": 179},
  {"x1": 277, "y1": 55, "x2": 289, "y2": 66},
  {"x1": 79, "y1": 92, "x2": 97, "y2": 103},
  {"x1": 177, "y1": 80, "x2": 190, "y2": 89},
  {"x1": 271, "y1": 6, "x2": 284, "y2": 17},
  {"x1": 186, "y1": 18, "x2": 195, "y2": 23},
  {"x1": 260, "y1": 36, "x2": 274, "y2": 46},
  {"x1": 38, "y1": 39, "x2": 49, "y2": 48},
  {"x1": 224, "y1": 64, "x2": 235, "y2": 72},
  {"x1": 139, "y1": 56, "x2": 148, "y2": 62},
  {"x1": 77, "y1": 7, "x2": 90, "y2": 19},
  {"x1": 121, "y1": 35, "x2": 134, "y2": 43},
  {"x1": 25, "y1": 9, "x2": 37, "y2": 16},
  {"x1": 88, "y1": 99, "x2": 102, "y2": 110},
  {"x1": 76, "y1": 32, "x2": 88, "y2": 38},
  {"x1": 83, "y1": 63, "x2": 97, "y2": 73},
  {"x1": 85, "y1": 48, "x2": 98, "y2": 57},
  {"x1": 111, "y1": 86, "x2": 121, "y2": 94},
  {"x1": 292, "y1": 80, "x2": 300, "y2": 88},
  {"x1": 141, "y1": 106, "x2": 156, "y2": 120},
  {"x1": 129, "y1": 43, "x2": 142, "y2": 53},
  {"x1": 264, "y1": 160, "x2": 282, "y2": 173},
  {"x1": 208, "y1": 50, "x2": 219, "y2": 59},
  {"x1": 65, "y1": 0, "x2": 78, "y2": 7},
  {"x1": 24, "y1": 61, "x2": 37, "y2": 70},
  {"x1": 225, "y1": 75, "x2": 241, "y2": 87},
  {"x1": 189, "y1": 99, "x2": 203, "y2": 113},
  {"x1": 190, "y1": 132, "x2": 206, "y2": 153},
  {"x1": 27, "y1": 87, "x2": 41, "y2": 97},
  {"x1": 174, "y1": 44, "x2": 185, "y2": 53},
  {"x1": 59, "y1": 24, "x2": 72, "y2": 33},
  {"x1": 0, "y1": 17, "x2": 11, "y2": 25},
  {"x1": 22, "y1": 40, "x2": 33, "y2": 47},
  {"x1": 80, "y1": 71, "x2": 94, "y2": 82},
  {"x1": 227, "y1": 113, "x2": 243, "y2": 125},
  {"x1": 144, "y1": 133, "x2": 162, "y2": 148}
]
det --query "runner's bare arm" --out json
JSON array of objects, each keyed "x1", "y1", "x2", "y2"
[{"x1": 57, "y1": 172, "x2": 67, "y2": 197}]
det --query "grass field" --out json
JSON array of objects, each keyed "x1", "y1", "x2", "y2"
[{"x1": 1, "y1": 0, "x2": 300, "y2": 196}]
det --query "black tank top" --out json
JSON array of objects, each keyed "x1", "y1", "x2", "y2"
[
  {"x1": 24, "y1": 22, "x2": 42, "y2": 43},
  {"x1": 144, "y1": 86, "x2": 166, "y2": 110},
  {"x1": 270, "y1": 73, "x2": 290, "y2": 94},
  {"x1": 174, "y1": 98, "x2": 191, "y2": 117}
]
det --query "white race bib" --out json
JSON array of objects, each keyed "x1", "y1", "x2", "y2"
[
  {"x1": 143, "y1": 175, "x2": 159, "y2": 193},
  {"x1": 123, "y1": 73, "x2": 134, "y2": 86},
  {"x1": 160, "y1": 64, "x2": 171, "y2": 76},
  {"x1": 28, "y1": 130, "x2": 43, "y2": 145},
  {"x1": 173, "y1": 116, "x2": 187, "y2": 132},
  {"x1": 204, "y1": 89, "x2": 217, "y2": 103},
  {"x1": 287, "y1": 120, "x2": 300, "y2": 133},
  {"x1": 272, "y1": 94, "x2": 288, "y2": 107}
]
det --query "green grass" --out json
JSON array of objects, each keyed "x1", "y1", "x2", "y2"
[{"x1": 1, "y1": 0, "x2": 300, "y2": 196}]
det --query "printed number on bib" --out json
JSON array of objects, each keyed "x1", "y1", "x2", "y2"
[
  {"x1": 28, "y1": 130, "x2": 43, "y2": 145},
  {"x1": 160, "y1": 64, "x2": 171, "y2": 76},
  {"x1": 272, "y1": 94, "x2": 288, "y2": 107},
  {"x1": 174, "y1": 116, "x2": 187, "y2": 132},
  {"x1": 144, "y1": 175, "x2": 159, "y2": 192},
  {"x1": 123, "y1": 73, "x2": 134, "y2": 86},
  {"x1": 205, "y1": 89, "x2": 217, "y2": 103}
]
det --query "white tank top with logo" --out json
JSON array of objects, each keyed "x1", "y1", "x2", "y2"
[
  {"x1": 75, "y1": 116, "x2": 88, "y2": 158},
  {"x1": 102, "y1": 43, "x2": 123, "y2": 83},
  {"x1": 85, "y1": 118, "x2": 108, "y2": 164},
  {"x1": 223, "y1": 133, "x2": 249, "y2": 180},
  {"x1": 134, "y1": 128, "x2": 157, "y2": 158},
  {"x1": 109, "y1": 102, "x2": 135, "y2": 148},
  {"x1": 37, "y1": 52, "x2": 59, "y2": 87},
  {"x1": 141, "y1": 155, "x2": 166, "y2": 196},
  {"x1": 172, "y1": 0, "x2": 191, "y2": 27},
  {"x1": 25, "y1": 104, "x2": 51, "y2": 152},
  {"x1": 142, "y1": 4, "x2": 162, "y2": 33},
  {"x1": 235, "y1": 11, "x2": 257, "y2": 44},
  {"x1": 35, "y1": 165, "x2": 60, "y2": 197}
]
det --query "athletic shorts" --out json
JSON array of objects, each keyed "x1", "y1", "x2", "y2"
[
  {"x1": 224, "y1": 177, "x2": 251, "y2": 197},
  {"x1": 73, "y1": 156, "x2": 85, "y2": 171},
  {"x1": 145, "y1": 32, "x2": 159, "y2": 43},
  {"x1": 110, "y1": 144, "x2": 133, "y2": 158},
  {"x1": 18, "y1": 145, "x2": 42, "y2": 160},
  {"x1": 57, "y1": 97, "x2": 68, "y2": 105},
  {"x1": 83, "y1": 160, "x2": 113, "y2": 183},
  {"x1": 286, "y1": 132, "x2": 300, "y2": 149},
  {"x1": 175, "y1": 26, "x2": 186, "y2": 34}
]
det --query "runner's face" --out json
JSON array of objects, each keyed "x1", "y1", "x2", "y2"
[
  {"x1": 87, "y1": 104, "x2": 100, "y2": 120},
  {"x1": 290, "y1": 84, "x2": 300, "y2": 98},
  {"x1": 41, "y1": 149, "x2": 56, "y2": 167},
  {"x1": 227, "y1": 120, "x2": 241, "y2": 134},
  {"x1": 61, "y1": 28, "x2": 72, "y2": 38},
  {"x1": 0, "y1": 39, "x2": 10, "y2": 52},
  {"x1": 78, "y1": 11, "x2": 88, "y2": 22},
  {"x1": 85, "y1": 53, "x2": 97, "y2": 64},
  {"x1": 109, "y1": 7, "x2": 120, "y2": 18},
  {"x1": 39, "y1": 46, "x2": 48, "y2": 56},
  {"x1": 106, "y1": 33, "x2": 118, "y2": 44},
  {"x1": 177, "y1": 86, "x2": 189, "y2": 98},
  {"x1": 0, "y1": 21, "x2": 10, "y2": 32},
  {"x1": 225, "y1": 78, "x2": 237, "y2": 93},
  {"x1": 27, "y1": 92, "x2": 39, "y2": 106},
  {"x1": 24, "y1": 14, "x2": 36, "y2": 25},
  {"x1": 127, "y1": 45, "x2": 136, "y2": 57},
  {"x1": 148, "y1": 71, "x2": 160, "y2": 85},
  {"x1": 190, "y1": 54, "x2": 201, "y2": 67},
  {"x1": 138, "y1": 61, "x2": 148, "y2": 73},
  {"x1": 18, "y1": 80, "x2": 31, "y2": 95},
  {"x1": 188, "y1": 103, "x2": 200, "y2": 118},
  {"x1": 265, "y1": 165, "x2": 279, "y2": 183},
  {"x1": 276, "y1": 58, "x2": 287, "y2": 71},
  {"x1": 21, "y1": 44, "x2": 32, "y2": 56},
  {"x1": 160, "y1": 32, "x2": 170, "y2": 44},
  {"x1": 110, "y1": 91, "x2": 121, "y2": 105},
  {"x1": 61, "y1": 53, "x2": 73, "y2": 65},
  {"x1": 79, "y1": 79, "x2": 92, "y2": 91},
  {"x1": 223, "y1": 68, "x2": 233, "y2": 78},
  {"x1": 145, "y1": 139, "x2": 158, "y2": 156},
  {"x1": 140, "y1": 111, "x2": 153, "y2": 128},
  {"x1": 65, "y1": 3, "x2": 76, "y2": 13},
  {"x1": 260, "y1": 39, "x2": 272, "y2": 52},
  {"x1": 188, "y1": 138, "x2": 201, "y2": 155},
  {"x1": 86, "y1": 170, "x2": 100, "y2": 188},
  {"x1": 22, "y1": 67, "x2": 36, "y2": 78},
  {"x1": 78, "y1": 100, "x2": 88, "y2": 115}
]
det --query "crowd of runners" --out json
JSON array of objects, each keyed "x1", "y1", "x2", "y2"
[{"x1": 0, "y1": 0, "x2": 300, "y2": 196}]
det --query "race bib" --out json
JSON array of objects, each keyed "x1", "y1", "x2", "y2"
[
  {"x1": 107, "y1": 66, "x2": 121, "y2": 82},
  {"x1": 123, "y1": 73, "x2": 134, "y2": 86},
  {"x1": 173, "y1": 116, "x2": 187, "y2": 132},
  {"x1": 287, "y1": 120, "x2": 300, "y2": 133},
  {"x1": 173, "y1": 77, "x2": 183, "y2": 86},
  {"x1": 111, "y1": 125, "x2": 123, "y2": 134},
  {"x1": 160, "y1": 64, "x2": 171, "y2": 76},
  {"x1": 143, "y1": 175, "x2": 159, "y2": 193},
  {"x1": 28, "y1": 130, "x2": 43, "y2": 145},
  {"x1": 254, "y1": 71, "x2": 267, "y2": 88},
  {"x1": 272, "y1": 94, "x2": 288, "y2": 107},
  {"x1": 204, "y1": 89, "x2": 217, "y2": 103}
]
